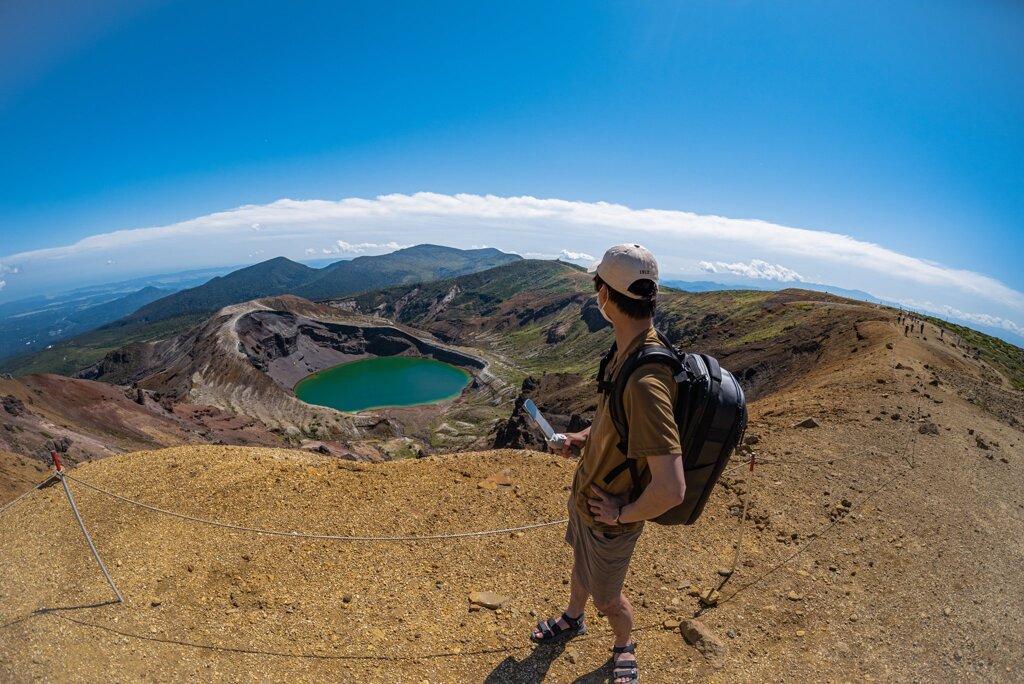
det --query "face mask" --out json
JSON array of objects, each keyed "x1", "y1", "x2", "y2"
[{"x1": 598, "y1": 292, "x2": 613, "y2": 323}]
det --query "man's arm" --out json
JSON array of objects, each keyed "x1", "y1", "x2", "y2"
[
  {"x1": 616, "y1": 454, "x2": 684, "y2": 523},
  {"x1": 588, "y1": 454, "x2": 685, "y2": 525}
]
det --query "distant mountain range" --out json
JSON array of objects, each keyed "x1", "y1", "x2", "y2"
[
  {"x1": 0, "y1": 285, "x2": 171, "y2": 361},
  {"x1": 663, "y1": 278, "x2": 886, "y2": 304},
  {"x1": 120, "y1": 245, "x2": 520, "y2": 325},
  {"x1": 0, "y1": 245, "x2": 521, "y2": 374}
]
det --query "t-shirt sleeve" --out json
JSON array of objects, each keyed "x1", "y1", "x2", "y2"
[{"x1": 622, "y1": 363, "x2": 683, "y2": 459}]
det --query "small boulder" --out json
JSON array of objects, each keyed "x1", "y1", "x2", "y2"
[
  {"x1": 680, "y1": 618, "x2": 727, "y2": 664},
  {"x1": 1, "y1": 395, "x2": 26, "y2": 417},
  {"x1": 975, "y1": 436, "x2": 990, "y2": 450},
  {"x1": 918, "y1": 423, "x2": 939, "y2": 436},
  {"x1": 469, "y1": 591, "x2": 509, "y2": 610},
  {"x1": 794, "y1": 417, "x2": 819, "y2": 429},
  {"x1": 744, "y1": 433, "x2": 760, "y2": 446}
]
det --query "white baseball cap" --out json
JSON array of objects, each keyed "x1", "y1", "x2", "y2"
[{"x1": 592, "y1": 243, "x2": 659, "y2": 299}]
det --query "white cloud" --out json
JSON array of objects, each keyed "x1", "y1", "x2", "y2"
[
  {"x1": 899, "y1": 299, "x2": 1023, "y2": 338},
  {"x1": 700, "y1": 259, "x2": 804, "y2": 282},
  {"x1": 251, "y1": 223, "x2": 262, "y2": 232},
  {"x1": 0, "y1": 193, "x2": 1020, "y2": 343},
  {"x1": 5, "y1": 191, "x2": 1015, "y2": 311},
  {"x1": 304, "y1": 247, "x2": 317, "y2": 255},
  {"x1": 333, "y1": 239, "x2": 407, "y2": 254},
  {"x1": 560, "y1": 249, "x2": 595, "y2": 261},
  {"x1": 0, "y1": 280, "x2": 5, "y2": 291}
]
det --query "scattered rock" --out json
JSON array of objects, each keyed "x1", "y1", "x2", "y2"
[
  {"x1": 680, "y1": 618, "x2": 727, "y2": 664},
  {"x1": 918, "y1": 423, "x2": 939, "y2": 436},
  {"x1": 975, "y1": 436, "x2": 990, "y2": 450},
  {"x1": 663, "y1": 618, "x2": 681, "y2": 630},
  {"x1": 478, "y1": 471, "x2": 514, "y2": 490},
  {"x1": 717, "y1": 567, "x2": 732, "y2": 577},
  {"x1": 468, "y1": 591, "x2": 509, "y2": 610},
  {"x1": 2, "y1": 395, "x2": 27, "y2": 417},
  {"x1": 744, "y1": 433, "x2": 760, "y2": 446},
  {"x1": 787, "y1": 591, "x2": 803, "y2": 601},
  {"x1": 794, "y1": 417, "x2": 819, "y2": 429}
]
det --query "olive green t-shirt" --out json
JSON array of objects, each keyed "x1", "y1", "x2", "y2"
[{"x1": 572, "y1": 326, "x2": 683, "y2": 533}]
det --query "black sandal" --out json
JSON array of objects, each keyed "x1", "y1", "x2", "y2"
[
  {"x1": 530, "y1": 611, "x2": 586, "y2": 644},
  {"x1": 611, "y1": 642, "x2": 639, "y2": 684}
]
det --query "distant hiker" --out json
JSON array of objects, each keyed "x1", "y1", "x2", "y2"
[
  {"x1": 530, "y1": 244, "x2": 684, "y2": 684},
  {"x1": 904, "y1": 325, "x2": 909, "y2": 336},
  {"x1": 920, "y1": 322, "x2": 925, "y2": 334}
]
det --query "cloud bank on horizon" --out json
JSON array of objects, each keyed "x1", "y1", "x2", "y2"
[{"x1": 1, "y1": 192, "x2": 1021, "y2": 341}]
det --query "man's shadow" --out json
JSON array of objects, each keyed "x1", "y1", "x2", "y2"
[{"x1": 484, "y1": 641, "x2": 610, "y2": 683}]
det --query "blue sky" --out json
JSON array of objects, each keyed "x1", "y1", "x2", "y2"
[{"x1": 1, "y1": 1, "x2": 1022, "y2": 341}]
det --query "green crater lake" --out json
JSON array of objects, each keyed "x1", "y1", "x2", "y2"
[{"x1": 294, "y1": 356, "x2": 472, "y2": 412}]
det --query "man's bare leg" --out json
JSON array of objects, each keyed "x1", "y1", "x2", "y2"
[
  {"x1": 594, "y1": 592, "x2": 636, "y2": 683},
  {"x1": 533, "y1": 565, "x2": 590, "y2": 639}
]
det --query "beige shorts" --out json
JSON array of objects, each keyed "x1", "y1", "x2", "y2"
[{"x1": 564, "y1": 497, "x2": 643, "y2": 604}]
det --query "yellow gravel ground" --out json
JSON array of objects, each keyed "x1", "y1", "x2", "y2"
[{"x1": 1, "y1": 320, "x2": 1022, "y2": 683}]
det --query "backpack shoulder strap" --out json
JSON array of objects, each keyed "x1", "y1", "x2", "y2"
[
  {"x1": 602, "y1": 331, "x2": 684, "y2": 501},
  {"x1": 607, "y1": 344, "x2": 683, "y2": 455},
  {"x1": 596, "y1": 341, "x2": 617, "y2": 396}
]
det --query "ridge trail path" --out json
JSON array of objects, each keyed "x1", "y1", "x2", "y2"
[{"x1": 1, "y1": 321, "x2": 1021, "y2": 682}]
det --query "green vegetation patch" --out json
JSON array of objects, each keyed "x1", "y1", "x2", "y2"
[{"x1": 0, "y1": 313, "x2": 205, "y2": 377}]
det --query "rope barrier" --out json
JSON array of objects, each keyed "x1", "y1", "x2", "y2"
[
  {"x1": 59, "y1": 472, "x2": 123, "y2": 604},
  {"x1": 702, "y1": 453, "x2": 917, "y2": 615},
  {"x1": 63, "y1": 473, "x2": 568, "y2": 541},
  {"x1": 0, "y1": 474, "x2": 56, "y2": 516},
  {"x1": 0, "y1": 326, "x2": 940, "y2": 665}
]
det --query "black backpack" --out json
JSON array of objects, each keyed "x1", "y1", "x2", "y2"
[{"x1": 597, "y1": 330, "x2": 747, "y2": 525}]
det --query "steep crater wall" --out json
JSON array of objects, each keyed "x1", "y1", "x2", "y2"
[{"x1": 235, "y1": 311, "x2": 493, "y2": 397}]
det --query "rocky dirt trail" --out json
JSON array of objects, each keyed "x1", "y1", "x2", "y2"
[{"x1": 1, "y1": 319, "x2": 1021, "y2": 683}]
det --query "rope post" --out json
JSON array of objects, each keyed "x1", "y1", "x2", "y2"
[{"x1": 53, "y1": 452, "x2": 124, "y2": 604}]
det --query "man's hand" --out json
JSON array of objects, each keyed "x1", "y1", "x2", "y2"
[
  {"x1": 588, "y1": 484, "x2": 629, "y2": 526},
  {"x1": 549, "y1": 429, "x2": 588, "y2": 457}
]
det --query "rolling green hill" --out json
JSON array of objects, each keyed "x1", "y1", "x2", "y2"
[
  {"x1": 294, "y1": 245, "x2": 521, "y2": 301},
  {"x1": 348, "y1": 260, "x2": 887, "y2": 398},
  {"x1": 122, "y1": 257, "x2": 322, "y2": 324}
]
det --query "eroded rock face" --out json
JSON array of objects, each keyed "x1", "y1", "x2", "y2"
[
  {"x1": 235, "y1": 311, "x2": 486, "y2": 391},
  {"x1": 492, "y1": 374, "x2": 595, "y2": 450},
  {"x1": 2, "y1": 395, "x2": 27, "y2": 417}
]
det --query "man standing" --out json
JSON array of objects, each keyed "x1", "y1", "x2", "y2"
[{"x1": 530, "y1": 244, "x2": 685, "y2": 684}]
